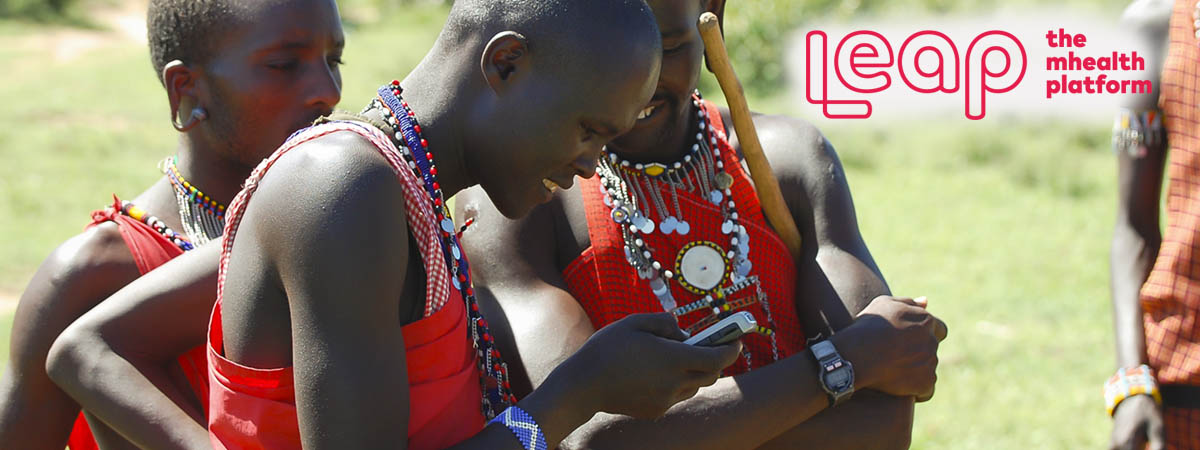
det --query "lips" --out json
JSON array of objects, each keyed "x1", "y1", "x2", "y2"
[
  {"x1": 637, "y1": 97, "x2": 668, "y2": 122},
  {"x1": 542, "y1": 175, "x2": 575, "y2": 193}
]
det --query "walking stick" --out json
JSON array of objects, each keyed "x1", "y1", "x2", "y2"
[{"x1": 697, "y1": 12, "x2": 803, "y2": 260}]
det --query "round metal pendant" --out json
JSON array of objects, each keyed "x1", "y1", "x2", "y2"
[
  {"x1": 676, "y1": 220, "x2": 691, "y2": 235},
  {"x1": 660, "y1": 216, "x2": 679, "y2": 235},
  {"x1": 674, "y1": 241, "x2": 729, "y2": 294},
  {"x1": 715, "y1": 172, "x2": 734, "y2": 190},
  {"x1": 709, "y1": 190, "x2": 724, "y2": 205}
]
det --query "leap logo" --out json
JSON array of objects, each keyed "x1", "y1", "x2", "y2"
[{"x1": 805, "y1": 30, "x2": 1028, "y2": 120}]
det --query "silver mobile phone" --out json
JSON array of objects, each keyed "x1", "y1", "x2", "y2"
[{"x1": 684, "y1": 311, "x2": 756, "y2": 346}]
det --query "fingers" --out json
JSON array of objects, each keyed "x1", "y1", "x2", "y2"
[
  {"x1": 915, "y1": 375, "x2": 936, "y2": 402},
  {"x1": 676, "y1": 340, "x2": 743, "y2": 373},
  {"x1": 913, "y1": 296, "x2": 928, "y2": 308},
  {"x1": 620, "y1": 312, "x2": 687, "y2": 341}
]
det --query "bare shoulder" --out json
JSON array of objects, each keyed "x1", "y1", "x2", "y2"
[
  {"x1": 36, "y1": 222, "x2": 141, "y2": 296},
  {"x1": 10, "y1": 221, "x2": 142, "y2": 354},
  {"x1": 232, "y1": 128, "x2": 413, "y2": 277},
  {"x1": 727, "y1": 109, "x2": 844, "y2": 199},
  {"x1": 251, "y1": 130, "x2": 409, "y2": 222}
]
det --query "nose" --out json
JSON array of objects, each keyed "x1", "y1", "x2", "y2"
[
  {"x1": 573, "y1": 144, "x2": 604, "y2": 179},
  {"x1": 305, "y1": 63, "x2": 342, "y2": 112}
]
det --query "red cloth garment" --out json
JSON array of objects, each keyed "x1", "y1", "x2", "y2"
[
  {"x1": 563, "y1": 99, "x2": 806, "y2": 375},
  {"x1": 66, "y1": 199, "x2": 210, "y2": 450},
  {"x1": 1137, "y1": 0, "x2": 1200, "y2": 444},
  {"x1": 206, "y1": 121, "x2": 485, "y2": 450}
]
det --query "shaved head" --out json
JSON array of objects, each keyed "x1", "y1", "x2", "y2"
[
  {"x1": 443, "y1": 0, "x2": 661, "y2": 73},
  {"x1": 147, "y1": 0, "x2": 239, "y2": 82}
]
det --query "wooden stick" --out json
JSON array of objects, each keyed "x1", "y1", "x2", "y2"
[{"x1": 697, "y1": 12, "x2": 803, "y2": 259}]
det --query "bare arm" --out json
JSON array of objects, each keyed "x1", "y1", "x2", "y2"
[
  {"x1": 1109, "y1": 4, "x2": 1171, "y2": 449},
  {"x1": 1110, "y1": 0, "x2": 1171, "y2": 374},
  {"x1": 0, "y1": 225, "x2": 142, "y2": 450},
  {"x1": 46, "y1": 242, "x2": 220, "y2": 450},
  {"x1": 746, "y1": 115, "x2": 913, "y2": 448}
]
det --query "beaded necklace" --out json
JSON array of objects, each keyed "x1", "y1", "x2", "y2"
[
  {"x1": 162, "y1": 156, "x2": 226, "y2": 246},
  {"x1": 116, "y1": 200, "x2": 194, "y2": 251},
  {"x1": 598, "y1": 91, "x2": 779, "y2": 367},
  {"x1": 372, "y1": 80, "x2": 516, "y2": 419}
]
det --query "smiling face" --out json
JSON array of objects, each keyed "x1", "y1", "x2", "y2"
[
  {"x1": 471, "y1": 51, "x2": 661, "y2": 219},
  {"x1": 607, "y1": 0, "x2": 720, "y2": 160},
  {"x1": 193, "y1": 0, "x2": 344, "y2": 169}
]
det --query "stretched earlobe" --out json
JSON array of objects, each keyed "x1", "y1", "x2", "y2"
[
  {"x1": 172, "y1": 107, "x2": 208, "y2": 132},
  {"x1": 163, "y1": 60, "x2": 207, "y2": 133}
]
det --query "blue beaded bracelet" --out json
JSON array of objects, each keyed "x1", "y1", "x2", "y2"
[{"x1": 489, "y1": 406, "x2": 548, "y2": 450}]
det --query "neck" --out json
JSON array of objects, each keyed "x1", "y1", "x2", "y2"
[
  {"x1": 173, "y1": 138, "x2": 255, "y2": 207},
  {"x1": 398, "y1": 53, "x2": 474, "y2": 198}
]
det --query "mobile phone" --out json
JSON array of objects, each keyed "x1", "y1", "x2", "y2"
[{"x1": 684, "y1": 311, "x2": 756, "y2": 346}]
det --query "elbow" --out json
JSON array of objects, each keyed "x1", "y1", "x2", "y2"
[{"x1": 45, "y1": 322, "x2": 97, "y2": 393}]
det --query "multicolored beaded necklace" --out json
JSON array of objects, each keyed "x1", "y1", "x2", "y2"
[
  {"x1": 598, "y1": 91, "x2": 780, "y2": 367},
  {"x1": 116, "y1": 200, "x2": 195, "y2": 251},
  {"x1": 162, "y1": 156, "x2": 227, "y2": 246},
  {"x1": 371, "y1": 80, "x2": 516, "y2": 419}
]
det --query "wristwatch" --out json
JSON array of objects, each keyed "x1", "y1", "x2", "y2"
[{"x1": 811, "y1": 340, "x2": 855, "y2": 407}]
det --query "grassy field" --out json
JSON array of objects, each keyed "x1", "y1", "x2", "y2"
[{"x1": 0, "y1": 2, "x2": 1120, "y2": 448}]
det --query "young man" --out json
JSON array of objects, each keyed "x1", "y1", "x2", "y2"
[
  {"x1": 1108, "y1": 0, "x2": 1200, "y2": 449},
  {"x1": 0, "y1": 0, "x2": 343, "y2": 448},
  {"x1": 454, "y1": 0, "x2": 948, "y2": 448},
  {"x1": 49, "y1": 0, "x2": 742, "y2": 448}
]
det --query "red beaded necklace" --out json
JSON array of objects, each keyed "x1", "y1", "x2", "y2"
[{"x1": 373, "y1": 81, "x2": 517, "y2": 418}]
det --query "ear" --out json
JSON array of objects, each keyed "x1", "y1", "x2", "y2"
[
  {"x1": 703, "y1": 0, "x2": 729, "y2": 73},
  {"x1": 479, "y1": 31, "x2": 531, "y2": 94},
  {"x1": 162, "y1": 60, "x2": 205, "y2": 127}
]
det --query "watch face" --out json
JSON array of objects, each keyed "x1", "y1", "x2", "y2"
[{"x1": 825, "y1": 367, "x2": 854, "y2": 391}]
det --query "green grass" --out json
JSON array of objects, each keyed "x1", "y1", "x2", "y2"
[
  {"x1": 825, "y1": 119, "x2": 1115, "y2": 448},
  {"x1": 0, "y1": 2, "x2": 1120, "y2": 448}
]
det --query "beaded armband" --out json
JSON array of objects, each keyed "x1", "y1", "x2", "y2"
[
  {"x1": 489, "y1": 406, "x2": 548, "y2": 450},
  {"x1": 1104, "y1": 364, "x2": 1162, "y2": 417},
  {"x1": 1112, "y1": 109, "x2": 1166, "y2": 159}
]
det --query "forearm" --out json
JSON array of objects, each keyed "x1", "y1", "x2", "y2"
[
  {"x1": 451, "y1": 361, "x2": 599, "y2": 450},
  {"x1": 562, "y1": 345, "x2": 858, "y2": 450},
  {"x1": 756, "y1": 390, "x2": 913, "y2": 450},
  {"x1": 46, "y1": 329, "x2": 208, "y2": 450},
  {"x1": 1110, "y1": 225, "x2": 1158, "y2": 368}
]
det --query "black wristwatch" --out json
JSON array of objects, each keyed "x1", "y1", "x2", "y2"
[{"x1": 811, "y1": 340, "x2": 855, "y2": 407}]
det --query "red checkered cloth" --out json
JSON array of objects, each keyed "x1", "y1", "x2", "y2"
[
  {"x1": 563, "y1": 100, "x2": 806, "y2": 375},
  {"x1": 1139, "y1": 0, "x2": 1200, "y2": 443},
  {"x1": 217, "y1": 120, "x2": 451, "y2": 318}
]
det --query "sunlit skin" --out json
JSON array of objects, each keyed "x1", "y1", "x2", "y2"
[
  {"x1": 455, "y1": 0, "x2": 948, "y2": 448},
  {"x1": 43, "y1": 1, "x2": 759, "y2": 449},
  {"x1": 0, "y1": 1, "x2": 342, "y2": 448},
  {"x1": 1108, "y1": 1, "x2": 1173, "y2": 449}
]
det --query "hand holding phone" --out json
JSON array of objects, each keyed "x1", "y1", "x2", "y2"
[{"x1": 684, "y1": 311, "x2": 756, "y2": 346}]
